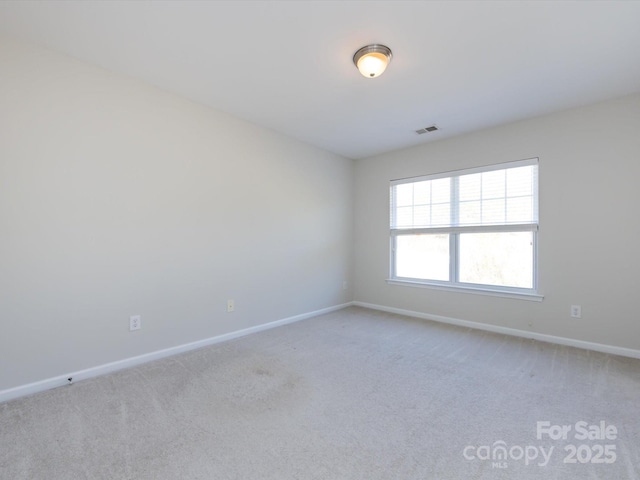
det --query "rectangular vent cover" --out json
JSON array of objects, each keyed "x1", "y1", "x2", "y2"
[{"x1": 416, "y1": 125, "x2": 439, "y2": 134}]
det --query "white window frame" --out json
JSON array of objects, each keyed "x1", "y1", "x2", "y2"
[{"x1": 388, "y1": 158, "x2": 542, "y2": 301}]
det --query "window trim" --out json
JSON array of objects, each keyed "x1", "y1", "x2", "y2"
[
  {"x1": 389, "y1": 158, "x2": 540, "y2": 298},
  {"x1": 385, "y1": 277, "x2": 544, "y2": 302}
]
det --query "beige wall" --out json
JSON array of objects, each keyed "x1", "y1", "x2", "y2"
[
  {"x1": 354, "y1": 94, "x2": 640, "y2": 350},
  {"x1": 0, "y1": 38, "x2": 354, "y2": 392}
]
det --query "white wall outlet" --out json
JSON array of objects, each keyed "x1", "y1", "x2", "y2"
[
  {"x1": 227, "y1": 299, "x2": 235, "y2": 312},
  {"x1": 570, "y1": 305, "x2": 582, "y2": 318},
  {"x1": 130, "y1": 315, "x2": 141, "y2": 331},
  {"x1": 343, "y1": 281, "x2": 349, "y2": 290}
]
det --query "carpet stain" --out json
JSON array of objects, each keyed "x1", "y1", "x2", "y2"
[
  {"x1": 220, "y1": 360, "x2": 308, "y2": 415},
  {"x1": 254, "y1": 367, "x2": 273, "y2": 376}
]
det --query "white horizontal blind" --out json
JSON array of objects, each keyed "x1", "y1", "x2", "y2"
[{"x1": 391, "y1": 159, "x2": 538, "y2": 231}]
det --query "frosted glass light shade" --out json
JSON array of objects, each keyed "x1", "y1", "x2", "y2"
[{"x1": 353, "y1": 44, "x2": 392, "y2": 78}]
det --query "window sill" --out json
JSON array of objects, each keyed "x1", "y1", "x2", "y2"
[{"x1": 386, "y1": 279, "x2": 544, "y2": 302}]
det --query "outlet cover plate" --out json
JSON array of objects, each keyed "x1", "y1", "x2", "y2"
[{"x1": 130, "y1": 315, "x2": 141, "y2": 331}]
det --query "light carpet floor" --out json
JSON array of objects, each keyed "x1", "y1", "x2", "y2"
[{"x1": 1, "y1": 306, "x2": 639, "y2": 479}]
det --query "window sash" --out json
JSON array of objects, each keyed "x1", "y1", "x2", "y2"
[{"x1": 391, "y1": 229, "x2": 538, "y2": 293}]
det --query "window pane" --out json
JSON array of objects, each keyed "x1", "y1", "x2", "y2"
[
  {"x1": 459, "y1": 232, "x2": 533, "y2": 288},
  {"x1": 395, "y1": 234, "x2": 449, "y2": 281},
  {"x1": 395, "y1": 183, "x2": 414, "y2": 207},
  {"x1": 431, "y1": 203, "x2": 451, "y2": 226},
  {"x1": 459, "y1": 173, "x2": 481, "y2": 201},
  {"x1": 394, "y1": 206, "x2": 413, "y2": 228},
  {"x1": 481, "y1": 170, "x2": 506, "y2": 200},
  {"x1": 506, "y1": 166, "x2": 534, "y2": 197},
  {"x1": 431, "y1": 178, "x2": 451, "y2": 204},
  {"x1": 413, "y1": 181, "x2": 431, "y2": 205},
  {"x1": 506, "y1": 196, "x2": 534, "y2": 223},
  {"x1": 413, "y1": 205, "x2": 430, "y2": 227},
  {"x1": 482, "y1": 198, "x2": 505, "y2": 224},
  {"x1": 459, "y1": 200, "x2": 481, "y2": 225}
]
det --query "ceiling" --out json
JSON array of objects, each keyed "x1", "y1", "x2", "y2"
[{"x1": 1, "y1": 1, "x2": 639, "y2": 159}]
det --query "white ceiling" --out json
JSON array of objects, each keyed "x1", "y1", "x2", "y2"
[{"x1": 1, "y1": 1, "x2": 639, "y2": 159}]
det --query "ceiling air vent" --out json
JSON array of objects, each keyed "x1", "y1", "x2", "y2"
[{"x1": 415, "y1": 125, "x2": 439, "y2": 135}]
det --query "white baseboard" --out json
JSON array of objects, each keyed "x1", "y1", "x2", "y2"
[
  {"x1": 353, "y1": 301, "x2": 640, "y2": 360},
  {"x1": 8, "y1": 300, "x2": 635, "y2": 404},
  {"x1": 0, "y1": 302, "x2": 353, "y2": 404}
]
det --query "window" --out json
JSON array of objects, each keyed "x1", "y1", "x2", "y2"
[{"x1": 389, "y1": 158, "x2": 539, "y2": 297}]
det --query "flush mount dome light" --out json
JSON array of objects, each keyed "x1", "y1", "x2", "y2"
[{"x1": 353, "y1": 44, "x2": 392, "y2": 78}]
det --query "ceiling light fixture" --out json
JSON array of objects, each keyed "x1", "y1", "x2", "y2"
[{"x1": 353, "y1": 44, "x2": 392, "y2": 78}]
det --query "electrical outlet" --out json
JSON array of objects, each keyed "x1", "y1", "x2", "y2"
[
  {"x1": 570, "y1": 305, "x2": 582, "y2": 319},
  {"x1": 130, "y1": 315, "x2": 141, "y2": 331},
  {"x1": 343, "y1": 281, "x2": 349, "y2": 290},
  {"x1": 227, "y1": 299, "x2": 235, "y2": 312}
]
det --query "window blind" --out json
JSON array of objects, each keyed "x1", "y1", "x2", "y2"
[{"x1": 390, "y1": 158, "x2": 538, "y2": 231}]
